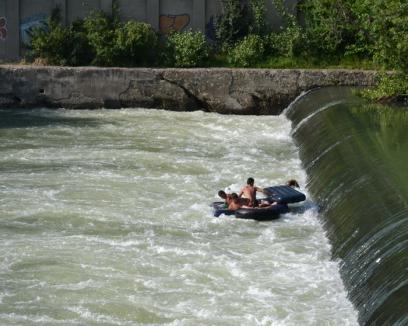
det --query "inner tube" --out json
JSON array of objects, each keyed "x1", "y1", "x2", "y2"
[
  {"x1": 211, "y1": 202, "x2": 289, "y2": 220},
  {"x1": 234, "y1": 203, "x2": 289, "y2": 221},
  {"x1": 212, "y1": 202, "x2": 235, "y2": 217}
]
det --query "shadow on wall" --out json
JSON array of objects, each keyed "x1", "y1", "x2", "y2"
[
  {"x1": 0, "y1": 16, "x2": 7, "y2": 41},
  {"x1": 205, "y1": 16, "x2": 216, "y2": 41}
]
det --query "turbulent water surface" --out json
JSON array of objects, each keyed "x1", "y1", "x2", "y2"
[{"x1": 0, "y1": 108, "x2": 356, "y2": 325}]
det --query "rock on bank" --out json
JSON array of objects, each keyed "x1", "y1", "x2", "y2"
[{"x1": 0, "y1": 66, "x2": 378, "y2": 114}]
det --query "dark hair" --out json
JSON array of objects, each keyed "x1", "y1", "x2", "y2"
[
  {"x1": 287, "y1": 179, "x2": 299, "y2": 188},
  {"x1": 231, "y1": 193, "x2": 239, "y2": 199},
  {"x1": 218, "y1": 190, "x2": 227, "y2": 198},
  {"x1": 247, "y1": 177, "x2": 254, "y2": 185}
]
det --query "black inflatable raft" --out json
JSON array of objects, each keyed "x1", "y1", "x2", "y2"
[
  {"x1": 212, "y1": 185, "x2": 306, "y2": 221},
  {"x1": 263, "y1": 186, "x2": 306, "y2": 203}
]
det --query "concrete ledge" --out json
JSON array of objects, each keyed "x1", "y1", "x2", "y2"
[{"x1": 0, "y1": 66, "x2": 379, "y2": 114}]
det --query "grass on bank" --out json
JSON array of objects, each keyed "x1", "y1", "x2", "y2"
[
  {"x1": 207, "y1": 54, "x2": 380, "y2": 70},
  {"x1": 4, "y1": 53, "x2": 380, "y2": 71}
]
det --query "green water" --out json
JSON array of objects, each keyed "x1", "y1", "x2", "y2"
[{"x1": 287, "y1": 87, "x2": 408, "y2": 325}]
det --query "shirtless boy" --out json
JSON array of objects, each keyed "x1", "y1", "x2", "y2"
[
  {"x1": 238, "y1": 177, "x2": 264, "y2": 207},
  {"x1": 219, "y1": 190, "x2": 250, "y2": 207},
  {"x1": 228, "y1": 193, "x2": 243, "y2": 211},
  {"x1": 218, "y1": 190, "x2": 232, "y2": 207}
]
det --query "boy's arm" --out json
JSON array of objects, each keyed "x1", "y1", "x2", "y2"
[{"x1": 238, "y1": 188, "x2": 244, "y2": 197}]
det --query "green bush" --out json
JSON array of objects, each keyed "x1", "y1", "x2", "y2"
[
  {"x1": 114, "y1": 21, "x2": 158, "y2": 66},
  {"x1": 29, "y1": 8, "x2": 88, "y2": 66},
  {"x1": 30, "y1": 5, "x2": 159, "y2": 67},
  {"x1": 68, "y1": 19, "x2": 95, "y2": 66},
  {"x1": 83, "y1": 11, "x2": 118, "y2": 66},
  {"x1": 30, "y1": 23, "x2": 70, "y2": 65},
  {"x1": 358, "y1": 73, "x2": 408, "y2": 101},
  {"x1": 164, "y1": 31, "x2": 210, "y2": 68},
  {"x1": 266, "y1": 19, "x2": 302, "y2": 58},
  {"x1": 29, "y1": 9, "x2": 93, "y2": 66},
  {"x1": 214, "y1": 0, "x2": 270, "y2": 48},
  {"x1": 248, "y1": 0, "x2": 266, "y2": 36},
  {"x1": 215, "y1": 0, "x2": 251, "y2": 48},
  {"x1": 228, "y1": 34, "x2": 265, "y2": 67}
]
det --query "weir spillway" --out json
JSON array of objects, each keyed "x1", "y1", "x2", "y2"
[{"x1": 286, "y1": 87, "x2": 408, "y2": 325}]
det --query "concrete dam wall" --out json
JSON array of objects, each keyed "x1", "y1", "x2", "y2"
[{"x1": 0, "y1": 66, "x2": 378, "y2": 114}]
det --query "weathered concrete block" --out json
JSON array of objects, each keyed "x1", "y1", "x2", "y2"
[{"x1": 0, "y1": 66, "x2": 379, "y2": 114}]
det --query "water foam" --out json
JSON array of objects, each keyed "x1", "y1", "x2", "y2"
[{"x1": 0, "y1": 108, "x2": 357, "y2": 325}]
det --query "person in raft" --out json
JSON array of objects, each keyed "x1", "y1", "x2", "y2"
[
  {"x1": 218, "y1": 190, "x2": 250, "y2": 208},
  {"x1": 238, "y1": 177, "x2": 271, "y2": 208},
  {"x1": 218, "y1": 190, "x2": 232, "y2": 208},
  {"x1": 228, "y1": 192, "x2": 276, "y2": 211},
  {"x1": 228, "y1": 193, "x2": 247, "y2": 211}
]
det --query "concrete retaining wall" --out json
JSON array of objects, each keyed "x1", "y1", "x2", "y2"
[{"x1": 0, "y1": 66, "x2": 378, "y2": 114}]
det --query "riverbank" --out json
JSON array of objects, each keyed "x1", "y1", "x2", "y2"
[{"x1": 0, "y1": 66, "x2": 378, "y2": 114}]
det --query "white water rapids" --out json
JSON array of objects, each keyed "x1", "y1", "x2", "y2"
[{"x1": 0, "y1": 108, "x2": 357, "y2": 325}]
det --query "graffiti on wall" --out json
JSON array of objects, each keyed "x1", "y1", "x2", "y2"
[
  {"x1": 159, "y1": 14, "x2": 190, "y2": 34},
  {"x1": 20, "y1": 13, "x2": 47, "y2": 45},
  {"x1": 0, "y1": 16, "x2": 7, "y2": 41}
]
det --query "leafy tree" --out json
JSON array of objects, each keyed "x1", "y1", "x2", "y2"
[
  {"x1": 297, "y1": 0, "x2": 358, "y2": 57},
  {"x1": 370, "y1": 0, "x2": 408, "y2": 71},
  {"x1": 298, "y1": 0, "x2": 407, "y2": 70}
]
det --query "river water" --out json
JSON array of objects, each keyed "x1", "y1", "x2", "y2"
[{"x1": 0, "y1": 108, "x2": 357, "y2": 325}]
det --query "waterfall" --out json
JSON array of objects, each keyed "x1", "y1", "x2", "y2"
[{"x1": 286, "y1": 86, "x2": 408, "y2": 325}]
